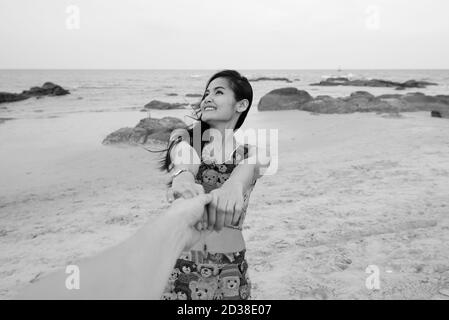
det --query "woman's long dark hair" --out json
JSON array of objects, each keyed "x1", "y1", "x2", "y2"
[{"x1": 160, "y1": 70, "x2": 253, "y2": 172}]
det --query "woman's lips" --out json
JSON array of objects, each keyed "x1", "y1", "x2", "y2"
[{"x1": 203, "y1": 105, "x2": 217, "y2": 111}]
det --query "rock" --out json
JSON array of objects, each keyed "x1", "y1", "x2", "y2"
[
  {"x1": 431, "y1": 110, "x2": 449, "y2": 118},
  {"x1": 436, "y1": 95, "x2": 449, "y2": 104},
  {"x1": 258, "y1": 87, "x2": 313, "y2": 111},
  {"x1": 258, "y1": 88, "x2": 449, "y2": 114},
  {"x1": 378, "y1": 94, "x2": 403, "y2": 99},
  {"x1": 311, "y1": 77, "x2": 437, "y2": 89},
  {"x1": 22, "y1": 82, "x2": 70, "y2": 97},
  {"x1": 0, "y1": 82, "x2": 70, "y2": 104},
  {"x1": 166, "y1": 93, "x2": 178, "y2": 96},
  {"x1": 102, "y1": 116, "x2": 187, "y2": 145},
  {"x1": 249, "y1": 77, "x2": 293, "y2": 83},
  {"x1": 185, "y1": 93, "x2": 203, "y2": 98},
  {"x1": 401, "y1": 92, "x2": 449, "y2": 111},
  {"x1": 431, "y1": 111, "x2": 442, "y2": 118},
  {"x1": 301, "y1": 91, "x2": 392, "y2": 114},
  {"x1": 143, "y1": 100, "x2": 188, "y2": 110},
  {"x1": 0, "y1": 92, "x2": 28, "y2": 103},
  {"x1": 401, "y1": 80, "x2": 437, "y2": 88}
]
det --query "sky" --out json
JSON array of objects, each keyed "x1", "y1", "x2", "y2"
[{"x1": 1, "y1": 0, "x2": 448, "y2": 69}]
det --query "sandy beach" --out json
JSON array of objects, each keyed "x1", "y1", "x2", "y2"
[{"x1": 1, "y1": 109, "x2": 449, "y2": 300}]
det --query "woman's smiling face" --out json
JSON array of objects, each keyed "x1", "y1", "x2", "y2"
[{"x1": 200, "y1": 77, "x2": 239, "y2": 123}]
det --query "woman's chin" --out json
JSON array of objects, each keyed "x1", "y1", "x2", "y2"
[{"x1": 201, "y1": 114, "x2": 217, "y2": 122}]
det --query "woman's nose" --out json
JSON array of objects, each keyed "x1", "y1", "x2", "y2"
[{"x1": 203, "y1": 93, "x2": 212, "y2": 103}]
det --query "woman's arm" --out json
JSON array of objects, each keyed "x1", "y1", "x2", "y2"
[
  {"x1": 16, "y1": 195, "x2": 212, "y2": 300},
  {"x1": 207, "y1": 145, "x2": 271, "y2": 231},
  {"x1": 166, "y1": 130, "x2": 203, "y2": 202}
]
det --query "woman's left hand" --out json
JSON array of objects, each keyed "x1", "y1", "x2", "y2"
[{"x1": 206, "y1": 181, "x2": 244, "y2": 231}]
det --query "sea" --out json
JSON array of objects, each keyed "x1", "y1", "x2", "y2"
[{"x1": 1, "y1": 69, "x2": 449, "y2": 121}]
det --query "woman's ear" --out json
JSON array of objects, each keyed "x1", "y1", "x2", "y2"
[{"x1": 236, "y1": 99, "x2": 249, "y2": 113}]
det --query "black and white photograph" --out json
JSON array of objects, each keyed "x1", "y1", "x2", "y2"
[{"x1": 1, "y1": 0, "x2": 449, "y2": 302}]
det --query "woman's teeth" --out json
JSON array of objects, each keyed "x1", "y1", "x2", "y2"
[{"x1": 204, "y1": 106, "x2": 216, "y2": 111}]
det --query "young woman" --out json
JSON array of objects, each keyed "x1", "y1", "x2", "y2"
[{"x1": 160, "y1": 70, "x2": 269, "y2": 300}]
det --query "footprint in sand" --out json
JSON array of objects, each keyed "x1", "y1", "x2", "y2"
[
  {"x1": 253, "y1": 262, "x2": 274, "y2": 272},
  {"x1": 272, "y1": 239, "x2": 291, "y2": 249},
  {"x1": 334, "y1": 256, "x2": 353, "y2": 271}
]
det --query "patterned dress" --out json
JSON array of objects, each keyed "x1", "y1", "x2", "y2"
[{"x1": 161, "y1": 144, "x2": 256, "y2": 300}]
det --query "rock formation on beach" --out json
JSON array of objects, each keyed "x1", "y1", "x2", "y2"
[
  {"x1": 143, "y1": 100, "x2": 188, "y2": 110},
  {"x1": 185, "y1": 93, "x2": 203, "y2": 98},
  {"x1": 301, "y1": 91, "x2": 392, "y2": 114},
  {"x1": 258, "y1": 88, "x2": 313, "y2": 111},
  {"x1": 431, "y1": 109, "x2": 449, "y2": 118},
  {"x1": 102, "y1": 116, "x2": 187, "y2": 145},
  {"x1": 249, "y1": 77, "x2": 294, "y2": 83},
  {"x1": 258, "y1": 87, "x2": 449, "y2": 116},
  {"x1": 310, "y1": 77, "x2": 437, "y2": 90},
  {"x1": 0, "y1": 82, "x2": 70, "y2": 104}
]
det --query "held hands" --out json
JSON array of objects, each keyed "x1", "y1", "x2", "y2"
[
  {"x1": 167, "y1": 175, "x2": 244, "y2": 232},
  {"x1": 166, "y1": 194, "x2": 213, "y2": 249},
  {"x1": 166, "y1": 171, "x2": 205, "y2": 202}
]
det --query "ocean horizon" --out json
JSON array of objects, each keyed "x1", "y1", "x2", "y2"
[{"x1": 1, "y1": 69, "x2": 449, "y2": 120}]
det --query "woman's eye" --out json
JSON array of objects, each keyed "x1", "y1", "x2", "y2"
[{"x1": 216, "y1": 91, "x2": 223, "y2": 95}]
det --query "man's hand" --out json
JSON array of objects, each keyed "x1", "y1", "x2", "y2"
[
  {"x1": 166, "y1": 194, "x2": 214, "y2": 248},
  {"x1": 166, "y1": 171, "x2": 204, "y2": 202}
]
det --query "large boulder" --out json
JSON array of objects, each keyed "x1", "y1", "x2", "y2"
[
  {"x1": 102, "y1": 116, "x2": 188, "y2": 145},
  {"x1": 0, "y1": 82, "x2": 70, "y2": 104},
  {"x1": 258, "y1": 87, "x2": 449, "y2": 115},
  {"x1": 143, "y1": 100, "x2": 188, "y2": 110},
  {"x1": 431, "y1": 110, "x2": 449, "y2": 118},
  {"x1": 400, "y1": 93, "x2": 449, "y2": 111},
  {"x1": 258, "y1": 87, "x2": 313, "y2": 111},
  {"x1": 300, "y1": 91, "x2": 392, "y2": 114}
]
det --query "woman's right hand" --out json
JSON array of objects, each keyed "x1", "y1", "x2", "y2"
[{"x1": 166, "y1": 171, "x2": 204, "y2": 203}]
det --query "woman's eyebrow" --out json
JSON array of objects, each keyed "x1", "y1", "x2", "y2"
[{"x1": 205, "y1": 86, "x2": 225, "y2": 92}]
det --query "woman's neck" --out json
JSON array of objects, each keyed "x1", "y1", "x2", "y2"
[
  {"x1": 208, "y1": 122, "x2": 236, "y2": 147},
  {"x1": 207, "y1": 122, "x2": 238, "y2": 162}
]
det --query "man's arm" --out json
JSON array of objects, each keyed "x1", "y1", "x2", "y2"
[{"x1": 16, "y1": 195, "x2": 212, "y2": 300}]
